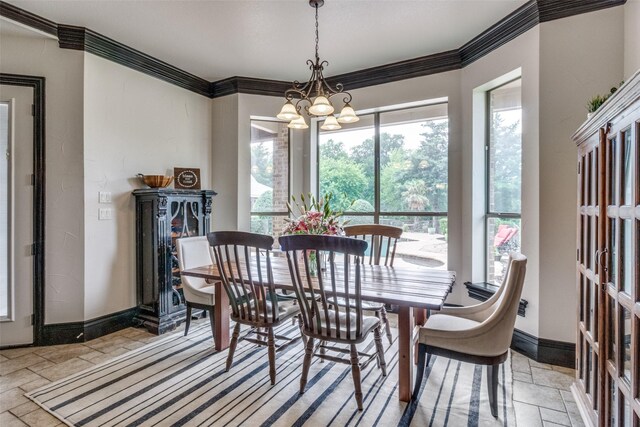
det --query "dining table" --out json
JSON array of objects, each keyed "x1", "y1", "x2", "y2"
[{"x1": 180, "y1": 257, "x2": 456, "y2": 402}]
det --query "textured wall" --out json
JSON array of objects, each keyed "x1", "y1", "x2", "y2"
[
  {"x1": 83, "y1": 53, "x2": 212, "y2": 319},
  {"x1": 0, "y1": 34, "x2": 86, "y2": 324},
  {"x1": 538, "y1": 7, "x2": 624, "y2": 342}
]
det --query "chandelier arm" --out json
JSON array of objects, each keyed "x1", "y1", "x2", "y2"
[{"x1": 341, "y1": 92, "x2": 353, "y2": 104}]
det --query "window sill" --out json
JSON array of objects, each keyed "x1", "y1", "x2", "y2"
[{"x1": 464, "y1": 281, "x2": 528, "y2": 317}]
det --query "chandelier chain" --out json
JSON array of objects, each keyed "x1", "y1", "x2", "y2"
[{"x1": 314, "y1": 3, "x2": 319, "y2": 62}]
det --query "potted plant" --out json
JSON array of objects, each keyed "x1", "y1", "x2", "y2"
[{"x1": 586, "y1": 82, "x2": 623, "y2": 118}]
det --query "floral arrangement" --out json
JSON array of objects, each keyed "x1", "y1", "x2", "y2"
[{"x1": 282, "y1": 192, "x2": 346, "y2": 236}]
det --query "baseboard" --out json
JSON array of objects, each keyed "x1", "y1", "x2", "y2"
[
  {"x1": 511, "y1": 328, "x2": 575, "y2": 369},
  {"x1": 39, "y1": 307, "x2": 138, "y2": 345}
]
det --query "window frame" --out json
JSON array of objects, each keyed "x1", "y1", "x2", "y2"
[
  {"x1": 315, "y1": 102, "x2": 449, "y2": 233},
  {"x1": 484, "y1": 77, "x2": 523, "y2": 283},
  {"x1": 249, "y1": 118, "x2": 292, "y2": 234}
]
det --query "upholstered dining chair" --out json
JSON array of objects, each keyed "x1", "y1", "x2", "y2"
[
  {"x1": 207, "y1": 231, "x2": 302, "y2": 385},
  {"x1": 176, "y1": 236, "x2": 216, "y2": 338},
  {"x1": 343, "y1": 224, "x2": 403, "y2": 344},
  {"x1": 412, "y1": 252, "x2": 527, "y2": 417},
  {"x1": 279, "y1": 234, "x2": 387, "y2": 411}
]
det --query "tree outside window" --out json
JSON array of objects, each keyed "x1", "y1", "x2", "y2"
[{"x1": 318, "y1": 103, "x2": 449, "y2": 269}]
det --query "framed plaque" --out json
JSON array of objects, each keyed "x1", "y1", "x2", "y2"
[{"x1": 174, "y1": 167, "x2": 201, "y2": 189}]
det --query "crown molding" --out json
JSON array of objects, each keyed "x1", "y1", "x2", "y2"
[
  {"x1": 329, "y1": 50, "x2": 462, "y2": 91},
  {"x1": 0, "y1": 1, "x2": 57, "y2": 36},
  {"x1": 57, "y1": 24, "x2": 211, "y2": 97},
  {"x1": 0, "y1": 0, "x2": 627, "y2": 99},
  {"x1": 460, "y1": 1, "x2": 539, "y2": 67},
  {"x1": 211, "y1": 76, "x2": 291, "y2": 98},
  {"x1": 537, "y1": 0, "x2": 625, "y2": 22}
]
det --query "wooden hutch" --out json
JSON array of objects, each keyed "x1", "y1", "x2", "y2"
[
  {"x1": 572, "y1": 70, "x2": 639, "y2": 426},
  {"x1": 133, "y1": 188, "x2": 216, "y2": 334}
]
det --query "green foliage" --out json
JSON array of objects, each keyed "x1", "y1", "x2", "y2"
[
  {"x1": 586, "y1": 81, "x2": 624, "y2": 113},
  {"x1": 252, "y1": 190, "x2": 272, "y2": 211},
  {"x1": 319, "y1": 157, "x2": 368, "y2": 211},
  {"x1": 250, "y1": 142, "x2": 273, "y2": 187},
  {"x1": 402, "y1": 179, "x2": 429, "y2": 211},
  {"x1": 439, "y1": 217, "x2": 448, "y2": 239},
  {"x1": 250, "y1": 191, "x2": 273, "y2": 234},
  {"x1": 586, "y1": 94, "x2": 608, "y2": 113},
  {"x1": 490, "y1": 114, "x2": 521, "y2": 213},
  {"x1": 350, "y1": 199, "x2": 374, "y2": 212},
  {"x1": 319, "y1": 139, "x2": 348, "y2": 161},
  {"x1": 319, "y1": 120, "x2": 451, "y2": 214}
]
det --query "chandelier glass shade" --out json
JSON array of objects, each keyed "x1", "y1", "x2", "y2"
[{"x1": 277, "y1": 0, "x2": 359, "y2": 130}]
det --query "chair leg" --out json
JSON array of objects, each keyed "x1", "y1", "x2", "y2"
[
  {"x1": 298, "y1": 315, "x2": 307, "y2": 349},
  {"x1": 184, "y1": 304, "x2": 192, "y2": 337},
  {"x1": 373, "y1": 326, "x2": 387, "y2": 376},
  {"x1": 350, "y1": 344, "x2": 363, "y2": 411},
  {"x1": 379, "y1": 306, "x2": 393, "y2": 344},
  {"x1": 300, "y1": 337, "x2": 315, "y2": 394},
  {"x1": 208, "y1": 308, "x2": 215, "y2": 339},
  {"x1": 267, "y1": 327, "x2": 276, "y2": 385},
  {"x1": 412, "y1": 343, "x2": 427, "y2": 400},
  {"x1": 487, "y1": 363, "x2": 499, "y2": 417},
  {"x1": 226, "y1": 323, "x2": 241, "y2": 372}
]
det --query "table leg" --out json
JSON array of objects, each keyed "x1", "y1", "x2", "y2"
[
  {"x1": 414, "y1": 309, "x2": 427, "y2": 364},
  {"x1": 398, "y1": 306, "x2": 414, "y2": 402},
  {"x1": 214, "y1": 281, "x2": 230, "y2": 351}
]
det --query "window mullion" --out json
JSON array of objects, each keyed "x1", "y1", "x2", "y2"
[{"x1": 374, "y1": 112, "x2": 380, "y2": 224}]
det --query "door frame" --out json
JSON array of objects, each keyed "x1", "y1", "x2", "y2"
[{"x1": 0, "y1": 73, "x2": 45, "y2": 346}]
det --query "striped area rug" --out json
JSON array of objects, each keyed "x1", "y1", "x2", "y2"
[{"x1": 26, "y1": 323, "x2": 515, "y2": 426}]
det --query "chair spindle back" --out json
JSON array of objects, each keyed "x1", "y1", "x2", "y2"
[
  {"x1": 279, "y1": 234, "x2": 368, "y2": 341},
  {"x1": 344, "y1": 224, "x2": 402, "y2": 266},
  {"x1": 208, "y1": 231, "x2": 278, "y2": 325}
]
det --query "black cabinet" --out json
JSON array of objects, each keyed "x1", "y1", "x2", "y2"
[{"x1": 133, "y1": 188, "x2": 217, "y2": 334}]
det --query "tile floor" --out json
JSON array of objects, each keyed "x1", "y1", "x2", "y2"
[{"x1": 0, "y1": 320, "x2": 583, "y2": 426}]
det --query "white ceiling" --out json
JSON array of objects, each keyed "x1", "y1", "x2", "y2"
[{"x1": 2, "y1": 0, "x2": 529, "y2": 82}]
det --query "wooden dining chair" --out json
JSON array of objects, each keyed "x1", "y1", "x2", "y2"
[
  {"x1": 279, "y1": 234, "x2": 387, "y2": 411},
  {"x1": 176, "y1": 236, "x2": 216, "y2": 338},
  {"x1": 207, "y1": 231, "x2": 302, "y2": 385},
  {"x1": 343, "y1": 224, "x2": 403, "y2": 344},
  {"x1": 412, "y1": 253, "x2": 527, "y2": 417}
]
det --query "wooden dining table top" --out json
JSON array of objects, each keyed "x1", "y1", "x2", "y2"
[{"x1": 181, "y1": 256, "x2": 456, "y2": 310}]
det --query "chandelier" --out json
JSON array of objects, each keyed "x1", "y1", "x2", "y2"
[{"x1": 277, "y1": 0, "x2": 359, "y2": 130}]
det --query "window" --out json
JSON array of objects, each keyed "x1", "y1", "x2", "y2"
[
  {"x1": 486, "y1": 78, "x2": 522, "y2": 284},
  {"x1": 318, "y1": 103, "x2": 448, "y2": 268},
  {"x1": 250, "y1": 119, "x2": 290, "y2": 237},
  {"x1": 0, "y1": 102, "x2": 9, "y2": 319}
]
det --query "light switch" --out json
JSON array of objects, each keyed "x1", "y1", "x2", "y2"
[
  {"x1": 98, "y1": 208, "x2": 113, "y2": 220},
  {"x1": 99, "y1": 191, "x2": 112, "y2": 203}
]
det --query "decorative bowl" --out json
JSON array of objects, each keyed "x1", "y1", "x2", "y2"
[{"x1": 137, "y1": 174, "x2": 174, "y2": 188}]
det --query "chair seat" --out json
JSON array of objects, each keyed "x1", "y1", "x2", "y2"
[
  {"x1": 183, "y1": 281, "x2": 215, "y2": 306},
  {"x1": 234, "y1": 300, "x2": 300, "y2": 324},
  {"x1": 306, "y1": 310, "x2": 380, "y2": 342},
  {"x1": 423, "y1": 313, "x2": 480, "y2": 332},
  {"x1": 418, "y1": 312, "x2": 508, "y2": 358}
]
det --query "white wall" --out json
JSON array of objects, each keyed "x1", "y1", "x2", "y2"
[
  {"x1": 211, "y1": 93, "x2": 306, "y2": 233},
  {"x1": 83, "y1": 54, "x2": 212, "y2": 319},
  {"x1": 624, "y1": 0, "x2": 640, "y2": 79},
  {"x1": 0, "y1": 34, "x2": 86, "y2": 324},
  {"x1": 538, "y1": 7, "x2": 624, "y2": 342},
  {"x1": 211, "y1": 94, "x2": 239, "y2": 231}
]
